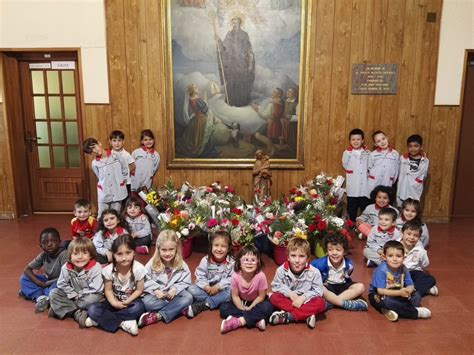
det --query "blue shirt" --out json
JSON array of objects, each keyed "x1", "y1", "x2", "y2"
[{"x1": 369, "y1": 261, "x2": 413, "y2": 294}]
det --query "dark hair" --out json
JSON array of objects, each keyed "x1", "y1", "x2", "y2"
[
  {"x1": 109, "y1": 130, "x2": 125, "y2": 140},
  {"x1": 275, "y1": 88, "x2": 284, "y2": 97},
  {"x1": 407, "y1": 134, "x2": 423, "y2": 146},
  {"x1": 370, "y1": 185, "x2": 395, "y2": 205},
  {"x1": 124, "y1": 196, "x2": 144, "y2": 215},
  {"x1": 372, "y1": 130, "x2": 386, "y2": 141},
  {"x1": 349, "y1": 128, "x2": 365, "y2": 140},
  {"x1": 208, "y1": 231, "x2": 231, "y2": 261},
  {"x1": 401, "y1": 198, "x2": 422, "y2": 220},
  {"x1": 74, "y1": 198, "x2": 91, "y2": 210},
  {"x1": 97, "y1": 209, "x2": 130, "y2": 234},
  {"x1": 39, "y1": 227, "x2": 61, "y2": 242},
  {"x1": 401, "y1": 220, "x2": 423, "y2": 234},
  {"x1": 111, "y1": 235, "x2": 136, "y2": 287},
  {"x1": 383, "y1": 240, "x2": 405, "y2": 254},
  {"x1": 378, "y1": 207, "x2": 398, "y2": 222},
  {"x1": 82, "y1": 137, "x2": 99, "y2": 154},
  {"x1": 140, "y1": 129, "x2": 155, "y2": 146},
  {"x1": 234, "y1": 244, "x2": 263, "y2": 273},
  {"x1": 324, "y1": 233, "x2": 349, "y2": 252}
]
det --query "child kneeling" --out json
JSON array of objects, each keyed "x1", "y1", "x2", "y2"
[{"x1": 270, "y1": 238, "x2": 325, "y2": 329}]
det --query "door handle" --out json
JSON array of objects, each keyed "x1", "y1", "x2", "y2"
[{"x1": 26, "y1": 131, "x2": 41, "y2": 152}]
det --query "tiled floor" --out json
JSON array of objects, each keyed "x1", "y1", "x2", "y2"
[{"x1": 1, "y1": 215, "x2": 473, "y2": 354}]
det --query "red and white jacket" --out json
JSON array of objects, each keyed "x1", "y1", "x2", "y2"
[
  {"x1": 367, "y1": 147, "x2": 399, "y2": 196},
  {"x1": 396, "y1": 152, "x2": 429, "y2": 205},
  {"x1": 342, "y1": 145, "x2": 370, "y2": 197}
]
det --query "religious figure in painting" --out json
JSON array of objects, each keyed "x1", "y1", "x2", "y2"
[{"x1": 253, "y1": 149, "x2": 272, "y2": 203}]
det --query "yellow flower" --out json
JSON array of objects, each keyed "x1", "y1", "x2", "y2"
[
  {"x1": 170, "y1": 218, "x2": 179, "y2": 228},
  {"x1": 295, "y1": 196, "x2": 304, "y2": 202},
  {"x1": 293, "y1": 228, "x2": 307, "y2": 240}
]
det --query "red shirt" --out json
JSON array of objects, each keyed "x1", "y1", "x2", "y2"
[{"x1": 70, "y1": 216, "x2": 98, "y2": 239}]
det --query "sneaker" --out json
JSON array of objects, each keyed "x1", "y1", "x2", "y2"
[
  {"x1": 35, "y1": 295, "x2": 50, "y2": 313},
  {"x1": 366, "y1": 259, "x2": 376, "y2": 268},
  {"x1": 382, "y1": 309, "x2": 398, "y2": 322},
  {"x1": 138, "y1": 311, "x2": 160, "y2": 328},
  {"x1": 416, "y1": 307, "x2": 431, "y2": 319},
  {"x1": 135, "y1": 245, "x2": 149, "y2": 255},
  {"x1": 84, "y1": 317, "x2": 98, "y2": 328},
  {"x1": 269, "y1": 311, "x2": 291, "y2": 325},
  {"x1": 324, "y1": 300, "x2": 334, "y2": 311},
  {"x1": 428, "y1": 285, "x2": 439, "y2": 296},
  {"x1": 256, "y1": 319, "x2": 266, "y2": 331},
  {"x1": 306, "y1": 314, "x2": 316, "y2": 329},
  {"x1": 358, "y1": 232, "x2": 364, "y2": 240},
  {"x1": 343, "y1": 299, "x2": 368, "y2": 311},
  {"x1": 74, "y1": 310, "x2": 88, "y2": 328},
  {"x1": 120, "y1": 320, "x2": 139, "y2": 336},
  {"x1": 220, "y1": 316, "x2": 241, "y2": 334},
  {"x1": 185, "y1": 301, "x2": 209, "y2": 318}
]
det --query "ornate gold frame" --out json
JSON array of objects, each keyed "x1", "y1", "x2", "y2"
[{"x1": 163, "y1": 0, "x2": 312, "y2": 169}]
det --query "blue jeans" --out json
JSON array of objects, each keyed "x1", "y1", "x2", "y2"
[
  {"x1": 410, "y1": 270, "x2": 436, "y2": 297},
  {"x1": 87, "y1": 299, "x2": 145, "y2": 333},
  {"x1": 219, "y1": 298, "x2": 273, "y2": 327},
  {"x1": 187, "y1": 284, "x2": 230, "y2": 309},
  {"x1": 142, "y1": 290, "x2": 193, "y2": 323},
  {"x1": 19, "y1": 274, "x2": 57, "y2": 301},
  {"x1": 369, "y1": 292, "x2": 421, "y2": 319}
]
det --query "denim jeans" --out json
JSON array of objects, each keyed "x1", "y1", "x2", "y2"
[
  {"x1": 19, "y1": 274, "x2": 57, "y2": 301},
  {"x1": 87, "y1": 299, "x2": 145, "y2": 333},
  {"x1": 369, "y1": 292, "x2": 421, "y2": 319},
  {"x1": 187, "y1": 284, "x2": 230, "y2": 309},
  {"x1": 219, "y1": 298, "x2": 273, "y2": 327},
  {"x1": 142, "y1": 290, "x2": 193, "y2": 323},
  {"x1": 410, "y1": 270, "x2": 436, "y2": 297}
]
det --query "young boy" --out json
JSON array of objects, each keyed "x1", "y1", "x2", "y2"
[
  {"x1": 396, "y1": 134, "x2": 429, "y2": 206},
  {"x1": 109, "y1": 130, "x2": 135, "y2": 196},
  {"x1": 367, "y1": 130, "x2": 399, "y2": 197},
  {"x1": 363, "y1": 208, "x2": 400, "y2": 267},
  {"x1": 71, "y1": 199, "x2": 98, "y2": 240},
  {"x1": 269, "y1": 238, "x2": 325, "y2": 329},
  {"x1": 19, "y1": 228, "x2": 68, "y2": 312},
  {"x1": 82, "y1": 137, "x2": 128, "y2": 217},
  {"x1": 311, "y1": 234, "x2": 367, "y2": 311},
  {"x1": 369, "y1": 240, "x2": 431, "y2": 321},
  {"x1": 399, "y1": 220, "x2": 438, "y2": 298},
  {"x1": 342, "y1": 128, "x2": 370, "y2": 222}
]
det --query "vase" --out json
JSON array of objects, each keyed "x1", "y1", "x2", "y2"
[
  {"x1": 273, "y1": 244, "x2": 287, "y2": 266},
  {"x1": 314, "y1": 240, "x2": 326, "y2": 258},
  {"x1": 181, "y1": 237, "x2": 193, "y2": 259}
]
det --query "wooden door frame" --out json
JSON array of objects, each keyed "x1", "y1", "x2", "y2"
[{"x1": 0, "y1": 48, "x2": 89, "y2": 216}]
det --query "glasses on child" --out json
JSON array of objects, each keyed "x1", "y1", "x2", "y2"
[{"x1": 241, "y1": 257, "x2": 257, "y2": 264}]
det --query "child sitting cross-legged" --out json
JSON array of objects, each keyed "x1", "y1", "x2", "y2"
[
  {"x1": 311, "y1": 234, "x2": 367, "y2": 312},
  {"x1": 269, "y1": 238, "x2": 325, "y2": 329}
]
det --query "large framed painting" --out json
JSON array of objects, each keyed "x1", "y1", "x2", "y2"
[{"x1": 164, "y1": 0, "x2": 312, "y2": 168}]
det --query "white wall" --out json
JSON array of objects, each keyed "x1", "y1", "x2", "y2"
[{"x1": 0, "y1": 0, "x2": 109, "y2": 104}]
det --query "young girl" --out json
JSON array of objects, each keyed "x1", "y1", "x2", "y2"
[
  {"x1": 124, "y1": 197, "x2": 152, "y2": 255},
  {"x1": 138, "y1": 230, "x2": 193, "y2": 328},
  {"x1": 184, "y1": 231, "x2": 234, "y2": 318},
  {"x1": 219, "y1": 245, "x2": 273, "y2": 334},
  {"x1": 356, "y1": 185, "x2": 398, "y2": 239},
  {"x1": 49, "y1": 237, "x2": 104, "y2": 326},
  {"x1": 131, "y1": 129, "x2": 160, "y2": 193},
  {"x1": 93, "y1": 209, "x2": 130, "y2": 264},
  {"x1": 396, "y1": 198, "x2": 429, "y2": 247},
  {"x1": 86, "y1": 235, "x2": 146, "y2": 336}
]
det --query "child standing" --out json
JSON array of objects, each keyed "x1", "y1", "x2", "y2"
[
  {"x1": 109, "y1": 130, "x2": 136, "y2": 197},
  {"x1": 93, "y1": 209, "x2": 130, "y2": 264},
  {"x1": 219, "y1": 245, "x2": 273, "y2": 334},
  {"x1": 367, "y1": 131, "x2": 399, "y2": 196},
  {"x1": 184, "y1": 231, "x2": 234, "y2": 318},
  {"x1": 369, "y1": 240, "x2": 431, "y2": 322},
  {"x1": 396, "y1": 198, "x2": 430, "y2": 247},
  {"x1": 138, "y1": 230, "x2": 193, "y2": 327},
  {"x1": 270, "y1": 238, "x2": 325, "y2": 329},
  {"x1": 363, "y1": 208, "x2": 400, "y2": 267},
  {"x1": 342, "y1": 128, "x2": 370, "y2": 222},
  {"x1": 397, "y1": 134, "x2": 429, "y2": 207},
  {"x1": 19, "y1": 228, "x2": 68, "y2": 312},
  {"x1": 70, "y1": 199, "x2": 98, "y2": 240},
  {"x1": 399, "y1": 220, "x2": 438, "y2": 298},
  {"x1": 124, "y1": 196, "x2": 152, "y2": 254},
  {"x1": 49, "y1": 238, "x2": 104, "y2": 326},
  {"x1": 131, "y1": 129, "x2": 160, "y2": 193},
  {"x1": 82, "y1": 137, "x2": 128, "y2": 216},
  {"x1": 86, "y1": 235, "x2": 146, "y2": 336},
  {"x1": 310, "y1": 234, "x2": 367, "y2": 311}
]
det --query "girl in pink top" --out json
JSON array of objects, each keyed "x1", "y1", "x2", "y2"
[{"x1": 219, "y1": 245, "x2": 273, "y2": 334}]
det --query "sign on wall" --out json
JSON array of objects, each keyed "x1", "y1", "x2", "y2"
[{"x1": 352, "y1": 64, "x2": 398, "y2": 95}]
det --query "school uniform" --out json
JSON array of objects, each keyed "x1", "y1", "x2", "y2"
[
  {"x1": 70, "y1": 216, "x2": 98, "y2": 240},
  {"x1": 363, "y1": 226, "x2": 401, "y2": 265},
  {"x1": 358, "y1": 203, "x2": 399, "y2": 226},
  {"x1": 92, "y1": 227, "x2": 128, "y2": 264},
  {"x1": 396, "y1": 216, "x2": 430, "y2": 247},
  {"x1": 126, "y1": 214, "x2": 152, "y2": 247},
  {"x1": 131, "y1": 147, "x2": 160, "y2": 191},
  {"x1": 311, "y1": 256, "x2": 356, "y2": 295},
  {"x1": 401, "y1": 241, "x2": 436, "y2": 297},
  {"x1": 396, "y1": 153, "x2": 429, "y2": 206},
  {"x1": 115, "y1": 148, "x2": 135, "y2": 194},
  {"x1": 367, "y1": 147, "x2": 399, "y2": 196}
]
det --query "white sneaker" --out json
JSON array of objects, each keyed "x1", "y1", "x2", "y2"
[
  {"x1": 428, "y1": 286, "x2": 439, "y2": 296},
  {"x1": 120, "y1": 320, "x2": 139, "y2": 336},
  {"x1": 306, "y1": 314, "x2": 316, "y2": 329},
  {"x1": 85, "y1": 317, "x2": 98, "y2": 328},
  {"x1": 416, "y1": 307, "x2": 431, "y2": 319},
  {"x1": 256, "y1": 319, "x2": 266, "y2": 331},
  {"x1": 382, "y1": 309, "x2": 398, "y2": 322}
]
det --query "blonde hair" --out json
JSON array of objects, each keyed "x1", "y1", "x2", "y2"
[
  {"x1": 287, "y1": 238, "x2": 311, "y2": 257},
  {"x1": 150, "y1": 230, "x2": 183, "y2": 272},
  {"x1": 68, "y1": 237, "x2": 97, "y2": 261}
]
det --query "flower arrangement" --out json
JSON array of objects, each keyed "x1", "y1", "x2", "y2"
[{"x1": 157, "y1": 208, "x2": 196, "y2": 241}]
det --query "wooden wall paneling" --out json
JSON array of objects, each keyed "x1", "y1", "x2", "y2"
[{"x1": 137, "y1": 0, "x2": 150, "y2": 132}]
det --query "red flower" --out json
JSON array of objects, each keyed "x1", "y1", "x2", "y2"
[
  {"x1": 296, "y1": 191, "x2": 302, "y2": 196},
  {"x1": 290, "y1": 187, "x2": 297, "y2": 194},
  {"x1": 207, "y1": 219, "x2": 218, "y2": 228},
  {"x1": 329, "y1": 198, "x2": 338, "y2": 205},
  {"x1": 345, "y1": 219, "x2": 354, "y2": 228},
  {"x1": 326, "y1": 178, "x2": 333, "y2": 186},
  {"x1": 225, "y1": 186, "x2": 235, "y2": 193},
  {"x1": 231, "y1": 218, "x2": 239, "y2": 226},
  {"x1": 308, "y1": 224, "x2": 316, "y2": 232},
  {"x1": 231, "y1": 208, "x2": 242, "y2": 215},
  {"x1": 313, "y1": 214, "x2": 322, "y2": 222},
  {"x1": 316, "y1": 220, "x2": 327, "y2": 231}
]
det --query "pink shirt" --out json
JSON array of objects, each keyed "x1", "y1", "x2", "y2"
[{"x1": 231, "y1": 271, "x2": 268, "y2": 301}]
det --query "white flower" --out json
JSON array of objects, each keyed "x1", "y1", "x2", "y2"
[
  {"x1": 159, "y1": 213, "x2": 170, "y2": 223},
  {"x1": 176, "y1": 231, "x2": 181, "y2": 239},
  {"x1": 265, "y1": 212, "x2": 274, "y2": 220},
  {"x1": 181, "y1": 228, "x2": 189, "y2": 236},
  {"x1": 188, "y1": 223, "x2": 195, "y2": 230},
  {"x1": 330, "y1": 216, "x2": 344, "y2": 228}
]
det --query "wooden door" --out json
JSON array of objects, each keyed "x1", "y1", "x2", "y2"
[{"x1": 18, "y1": 55, "x2": 85, "y2": 212}]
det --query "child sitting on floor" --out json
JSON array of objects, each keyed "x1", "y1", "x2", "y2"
[
  {"x1": 70, "y1": 199, "x2": 98, "y2": 240},
  {"x1": 93, "y1": 209, "x2": 130, "y2": 264},
  {"x1": 396, "y1": 198, "x2": 429, "y2": 247},
  {"x1": 123, "y1": 196, "x2": 152, "y2": 255}
]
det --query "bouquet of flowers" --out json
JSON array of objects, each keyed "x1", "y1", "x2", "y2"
[{"x1": 157, "y1": 208, "x2": 196, "y2": 241}]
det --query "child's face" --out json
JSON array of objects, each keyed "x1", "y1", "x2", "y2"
[
  {"x1": 373, "y1": 133, "x2": 389, "y2": 149},
  {"x1": 110, "y1": 137, "x2": 124, "y2": 151},
  {"x1": 383, "y1": 247, "x2": 404, "y2": 270},
  {"x1": 126, "y1": 204, "x2": 141, "y2": 218},
  {"x1": 70, "y1": 248, "x2": 91, "y2": 270},
  {"x1": 375, "y1": 192, "x2": 390, "y2": 207},
  {"x1": 211, "y1": 236, "x2": 229, "y2": 262},
  {"x1": 286, "y1": 88, "x2": 295, "y2": 98},
  {"x1": 401, "y1": 228, "x2": 421, "y2": 250},
  {"x1": 288, "y1": 247, "x2": 309, "y2": 274},
  {"x1": 271, "y1": 89, "x2": 281, "y2": 99},
  {"x1": 402, "y1": 204, "x2": 417, "y2": 221},
  {"x1": 141, "y1": 136, "x2": 154, "y2": 149},
  {"x1": 349, "y1": 134, "x2": 364, "y2": 149},
  {"x1": 102, "y1": 213, "x2": 118, "y2": 231},
  {"x1": 408, "y1": 141, "x2": 422, "y2": 157},
  {"x1": 74, "y1": 206, "x2": 91, "y2": 221},
  {"x1": 327, "y1": 243, "x2": 345, "y2": 266},
  {"x1": 240, "y1": 253, "x2": 258, "y2": 274},
  {"x1": 114, "y1": 244, "x2": 135, "y2": 267},
  {"x1": 90, "y1": 143, "x2": 103, "y2": 157},
  {"x1": 39, "y1": 233, "x2": 61, "y2": 255},
  {"x1": 159, "y1": 240, "x2": 177, "y2": 265},
  {"x1": 378, "y1": 214, "x2": 395, "y2": 231}
]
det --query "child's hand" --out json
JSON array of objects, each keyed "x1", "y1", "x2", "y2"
[
  {"x1": 400, "y1": 288, "x2": 412, "y2": 298},
  {"x1": 292, "y1": 295, "x2": 305, "y2": 308},
  {"x1": 106, "y1": 251, "x2": 113, "y2": 262},
  {"x1": 166, "y1": 288, "x2": 177, "y2": 300},
  {"x1": 112, "y1": 299, "x2": 127, "y2": 309},
  {"x1": 204, "y1": 285, "x2": 212, "y2": 294},
  {"x1": 154, "y1": 289, "x2": 166, "y2": 299},
  {"x1": 78, "y1": 231, "x2": 85, "y2": 237},
  {"x1": 356, "y1": 220, "x2": 362, "y2": 227},
  {"x1": 208, "y1": 285, "x2": 220, "y2": 296},
  {"x1": 377, "y1": 249, "x2": 383, "y2": 256}
]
